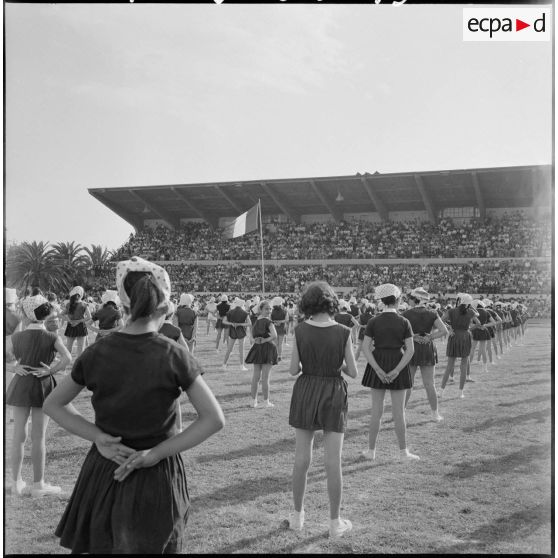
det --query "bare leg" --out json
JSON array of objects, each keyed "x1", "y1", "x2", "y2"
[
  {"x1": 215, "y1": 327, "x2": 222, "y2": 350},
  {"x1": 420, "y1": 366, "x2": 439, "y2": 412},
  {"x1": 261, "y1": 364, "x2": 273, "y2": 401},
  {"x1": 292, "y1": 429, "x2": 314, "y2": 512},
  {"x1": 323, "y1": 431, "x2": 345, "y2": 520},
  {"x1": 355, "y1": 340, "x2": 364, "y2": 360},
  {"x1": 11, "y1": 406, "x2": 31, "y2": 482},
  {"x1": 237, "y1": 338, "x2": 245, "y2": 366},
  {"x1": 223, "y1": 337, "x2": 236, "y2": 365},
  {"x1": 276, "y1": 334, "x2": 284, "y2": 360},
  {"x1": 75, "y1": 336, "x2": 86, "y2": 358},
  {"x1": 404, "y1": 365, "x2": 418, "y2": 408},
  {"x1": 250, "y1": 365, "x2": 262, "y2": 399},
  {"x1": 441, "y1": 357, "x2": 456, "y2": 389},
  {"x1": 30, "y1": 407, "x2": 49, "y2": 483},
  {"x1": 65, "y1": 337, "x2": 75, "y2": 357},
  {"x1": 390, "y1": 390, "x2": 408, "y2": 450},
  {"x1": 367, "y1": 388, "x2": 386, "y2": 451},
  {"x1": 459, "y1": 357, "x2": 468, "y2": 391}
]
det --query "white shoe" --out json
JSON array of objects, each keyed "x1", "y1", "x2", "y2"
[
  {"x1": 250, "y1": 399, "x2": 258, "y2": 408},
  {"x1": 329, "y1": 518, "x2": 352, "y2": 539},
  {"x1": 10, "y1": 479, "x2": 26, "y2": 496},
  {"x1": 31, "y1": 483, "x2": 61, "y2": 497},
  {"x1": 288, "y1": 510, "x2": 305, "y2": 531},
  {"x1": 432, "y1": 412, "x2": 444, "y2": 422},
  {"x1": 459, "y1": 391, "x2": 465, "y2": 399},
  {"x1": 221, "y1": 364, "x2": 228, "y2": 372},
  {"x1": 399, "y1": 451, "x2": 420, "y2": 461},
  {"x1": 360, "y1": 449, "x2": 376, "y2": 460},
  {"x1": 263, "y1": 400, "x2": 274, "y2": 408},
  {"x1": 240, "y1": 365, "x2": 249, "y2": 371}
]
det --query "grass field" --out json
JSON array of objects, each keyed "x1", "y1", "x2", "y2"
[{"x1": 4, "y1": 321, "x2": 552, "y2": 554}]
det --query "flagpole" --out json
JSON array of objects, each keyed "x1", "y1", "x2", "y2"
[{"x1": 258, "y1": 199, "x2": 265, "y2": 296}]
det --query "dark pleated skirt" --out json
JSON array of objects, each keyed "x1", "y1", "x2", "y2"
[
  {"x1": 410, "y1": 340, "x2": 438, "y2": 366},
  {"x1": 358, "y1": 327, "x2": 366, "y2": 341},
  {"x1": 229, "y1": 326, "x2": 247, "y2": 340},
  {"x1": 245, "y1": 342, "x2": 278, "y2": 365},
  {"x1": 289, "y1": 374, "x2": 348, "y2": 433},
  {"x1": 361, "y1": 348, "x2": 412, "y2": 390},
  {"x1": 6, "y1": 374, "x2": 57, "y2": 407},
  {"x1": 472, "y1": 327, "x2": 491, "y2": 341},
  {"x1": 55, "y1": 444, "x2": 190, "y2": 554},
  {"x1": 180, "y1": 324, "x2": 195, "y2": 341},
  {"x1": 64, "y1": 323, "x2": 88, "y2": 338},
  {"x1": 446, "y1": 330, "x2": 472, "y2": 358}
]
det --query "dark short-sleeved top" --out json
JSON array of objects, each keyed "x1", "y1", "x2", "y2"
[
  {"x1": 227, "y1": 307, "x2": 249, "y2": 331},
  {"x1": 334, "y1": 313, "x2": 354, "y2": 329},
  {"x1": 92, "y1": 304, "x2": 122, "y2": 330},
  {"x1": 476, "y1": 308, "x2": 490, "y2": 325},
  {"x1": 71, "y1": 332, "x2": 202, "y2": 450},
  {"x1": 271, "y1": 307, "x2": 287, "y2": 334},
  {"x1": 177, "y1": 307, "x2": 197, "y2": 327},
  {"x1": 5, "y1": 308, "x2": 21, "y2": 336},
  {"x1": 65, "y1": 301, "x2": 88, "y2": 320},
  {"x1": 251, "y1": 317, "x2": 273, "y2": 338},
  {"x1": 364, "y1": 312, "x2": 413, "y2": 349},
  {"x1": 159, "y1": 322, "x2": 182, "y2": 342},
  {"x1": 445, "y1": 307, "x2": 476, "y2": 331},
  {"x1": 359, "y1": 311, "x2": 374, "y2": 327},
  {"x1": 402, "y1": 307, "x2": 438, "y2": 335},
  {"x1": 12, "y1": 328, "x2": 58, "y2": 367},
  {"x1": 216, "y1": 302, "x2": 231, "y2": 318},
  {"x1": 295, "y1": 322, "x2": 350, "y2": 377}
]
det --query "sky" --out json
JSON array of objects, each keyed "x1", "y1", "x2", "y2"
[{"x1": 4, "y1": 2, "x2": 553, "y2": 251}]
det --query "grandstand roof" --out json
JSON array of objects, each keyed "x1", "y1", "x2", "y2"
[{"x1": 89, "y1": 164, "x2": 552, "y2": 230}]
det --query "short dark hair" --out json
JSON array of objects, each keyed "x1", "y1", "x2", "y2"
[
  {"x1": 299, "y1": 281, "x2": 339, "y2": 318},
  {"x1": 34, "y1": 302, "x2": 53, "y2": 321},
  {"x1": 381, "y1": 295, "x2": 397, "y2": 306}
]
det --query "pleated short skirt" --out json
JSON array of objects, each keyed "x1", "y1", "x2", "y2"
[
  {"x1": 6, "y1": 373, "x2": 57, "y2": 407},
  {"x1": 362, "y1": 348, "x2": 412, "y2": 390},
  {"x1": 228, "y1": 326, "x2": 247, "y2": 340},
  {"x1": 245, "y1": 342, "x2": 278, "y2": 365},
  {"x1": 289, "y1": 374, "x2": 348, "y2": 433},
  {"x1": 446, "y1": 330, "x2": 472, "y2": 358},
  {"x1": 410, "y1": 340, "x2": 438, "y2": 367},
  {"x1": 64, "y1": 323, "x2": 88, "y2": 338},
  {"x1": 358, "y1": 327, "x2": 366, "y2": 341},
  {"x1": 472, "y1": 327, "x2": 491, "y2": 341},
  {"x1": 55, "y1": 444, "x2": 190, "y2": 554}
]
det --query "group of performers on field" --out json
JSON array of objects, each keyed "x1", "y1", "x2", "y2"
[{"x1": 4, "y1": 256, "x2": 530, "y2": 552}]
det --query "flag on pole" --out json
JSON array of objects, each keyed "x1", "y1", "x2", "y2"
[{"x1": 222, "y1": 202, "x2": 260, "y2": 239}]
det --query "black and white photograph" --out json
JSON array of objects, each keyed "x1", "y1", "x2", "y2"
[{"x1": 4, "y1": 0, "x2": 553, "y2": 554}]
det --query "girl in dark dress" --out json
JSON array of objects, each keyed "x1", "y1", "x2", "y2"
[
  {"x1": 44, "y1": 256, "x2": 225, "y2": 554},
  {"x1": 469, "y1": 299, "x2": 495, "y2": 374},
  {"x1": 334, "y1": 300, "x2": 360, "y2": 332},
  {"x1": 89, "y1": 290, "x2": 123, "y2": 342},
  {"x1": 245, "y1": 300, "x2": 278, "y2": 407},
  {"x1": 355, "y1": 302, "x2": 375, "y2": 360},
  {"x1": 402, "y1": 288, "x2": 447, "y2": 421},
  {"x1": 361, "y1": 284, "x2": 418, "y2": 462},
  {"x1": 288, "y1": 282, "x2": 358, "y2": 539},
  {"x1": 439, "y1": 293, "x2": 480, "y2": 399},
  {"x1": 177, "y1": 293, "x2": 197, "y2": 355},
  {"x1": 6, "y1": 294, "x2": 72, "y2": 497},
  {"x1": 271, "y1": 296, "x2": 288, "y2": 362},
  {"x1": 222, "y1": 299, "x2": 251, "y2": 371},
  {"x1": 215, "y1": 295, "x2": 231, "y2": 350},
  {"x1": 62, "y1": 286, "x2": 91, "y2": 358}
]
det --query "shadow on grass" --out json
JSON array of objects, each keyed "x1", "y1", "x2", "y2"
[
  {"x1": 192, "y1": 460, "x2": 382, "y2": 511},
  {"x1": 502, "y1": 378, "x2": 550, "y2": 389},
  {"x1": 211, "y1": 528, "x2": 328, "y2": 554},
  {"x1": 445, "y1": 443, "x2": 551, "y2": 479},
  {"x1": 461, "y1": 408, "x2": 551, "y2": 433},
  {"x1": 431, "y1": 502, "x2": 551, "y2": 554},
  {"x1": 497, "y1": 394, "x2": 551, "y2": 407}
]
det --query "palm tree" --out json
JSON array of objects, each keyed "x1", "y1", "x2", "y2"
[
  {"x1": 83, "y1": 244, "x2": 113, "y2": 270},
  {"x1": 52, "y1": 241, "x2": 89, "y2": 285},
  {"x1": 6, "y1": 241, "x2": 71, "y2": 293}
]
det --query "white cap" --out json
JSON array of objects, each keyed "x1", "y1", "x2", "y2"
[
  {"x1": 180, "y1": 293, "x2": 194, "y2": 306},
  {"x1": 220, "y1": 294, "x2": 229, "y2": 302},
  {"x1": 271, "y1": 296, "x2": 284, "y2": 307},
  {"x1": 471, "y1": 299, "x2": 485, "y2": 309},
  {"x1": 375, "y1": 283, "x2": 401, "y2": 300},
  {"x1": 409, "y1": 287, "x2": 430, "y2": 301},
  {"x1": 101, "y1": 290, "x2": 120, "y2": 305},
  {"x1": 457, "y1": 293, "x2": 473, "y2": 306}
]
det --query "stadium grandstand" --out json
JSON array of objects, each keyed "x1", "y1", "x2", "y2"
[{"x1": 89, "y1": 164, "x2": 552, "y2": 310}]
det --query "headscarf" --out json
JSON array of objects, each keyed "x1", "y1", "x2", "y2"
[
  {"x1": 409, "y1": 287, "x2": 430, "y2": 302},
  {"x1": 375, "y1": 283, "x2": 401, "y2": 300},
  {"x1": 22, "y1": 294, "x2": 48, "y2": 321},
  {"x1": 179, "y1": 293, "x2": 194, "y2": 307},
  {"x1": 116, "y1": 256, "x2": 171, "y2": 311},
  {"x1": 69, "y1": 286, "x2": 84, "y2": 299},
  {"x1": 101, "y1": 290, "x2": 120, "y2": 305}
]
